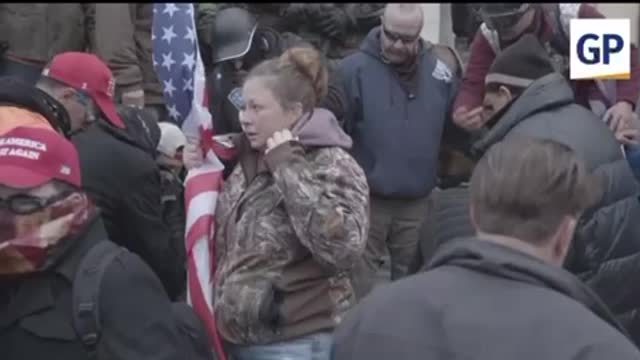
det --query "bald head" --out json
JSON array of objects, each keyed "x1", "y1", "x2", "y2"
[{"x1": 383, "y1": 3, "x2": 424, "y2": 31}]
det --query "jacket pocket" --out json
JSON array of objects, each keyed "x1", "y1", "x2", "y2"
[
  {"x1": 20, "y1": 309, "x2": 77, "y2": 341},
  {"x1": 217, "y1": 276, "x2": 281, "y2": 344},
  {"x1": 258, "y1": 283, "x2": 284, "y2": 333}
]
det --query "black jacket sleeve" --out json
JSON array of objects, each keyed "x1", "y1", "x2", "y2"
[
  {"x1": 322, "y1": 68, "x2": 348, "y2": 126},
  {"x1": 591, "y1": 159, "x2": 640, "y2": 210},
  {"x1": 99, "y1": 251, "x2": 185, "y2": 359},
  {"x1": 569, "y1": 195, "x2": 640, "y2": 276},
  {"x1": 581, "y1": 251, "x2": 640, "y2": 315},
  {"x1": 336, "y1": 59, "x2": 360, "y2": 135},
  {"x1": 571, "y1": 195, "x2": 640, "y2": 344},
  {"x1": 122, "y1": 167, "x2": 186, "y2": 300}
]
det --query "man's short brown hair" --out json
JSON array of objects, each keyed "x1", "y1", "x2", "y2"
[{"x1": 470, "y1": 136, "x2": 602, "y2": 244}]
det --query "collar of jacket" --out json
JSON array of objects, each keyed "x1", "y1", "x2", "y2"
[
  {"x1": 92, "y1": 116, "x2": 155, "y2": 156},
  {"x1": 0, "y1": 217, "x2": 107, "y2": 330},
  {"x1": 428, "y1": 236, "x2": 630, "y2": 338}
]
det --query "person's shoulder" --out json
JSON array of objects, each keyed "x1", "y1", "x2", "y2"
[
  {"x1": 575, "y1": 338, "x2": 640, "y2": 359},
  {"x1": 100, "y1": 247, "x2": 166, "y2": 295},
  {"x1": 357, "y1": 270, "x2": 450, "y2": 312},
  {"x1": 513, "y1": 284, "x2": 636, "y2": 348},
  {"x1": 424, "y1": 41, "x2": 463, "y2": 79},
  {"x1": 555, "y1": 300, "x2": 640, "y2": 358},
  {"x1": 339, "y1": 49, "x2": 370, "y2": 70},
  {"x1": 335, "y1": 271, "x2": 449, "y2": 340},
  {"x1": 311, "y1": 146, "x2": 365, "y2": 177}
]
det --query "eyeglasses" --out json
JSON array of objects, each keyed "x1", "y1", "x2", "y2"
[
  {"x1": 0, "y1": 191, "x2": 72, "y2": 215},
  {"x1": 38, "y1": 90, "x2": 72, "y2": 137},
  {"x1": 382, "y1": 27, "x2": 420, "y2": 44}
]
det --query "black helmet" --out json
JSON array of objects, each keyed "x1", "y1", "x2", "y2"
[
  {"x1": 210, "y1": 7, "x2": 258, "y2": 64},
  {"x1": 479, "y1": 3, "x2": 531, "y2": 32}
]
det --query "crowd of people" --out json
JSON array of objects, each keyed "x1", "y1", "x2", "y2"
[{"x1": 1, "y1": 2, "x2": 640, "y2": 360}]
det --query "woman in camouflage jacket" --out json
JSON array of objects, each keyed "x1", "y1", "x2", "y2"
[{"x1": 203, "y1": 47, "x2": 369, "y2": 360}]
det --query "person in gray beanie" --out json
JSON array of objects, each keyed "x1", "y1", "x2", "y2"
[{"x1": 479, "y1": 33, "x2": 556, "y2": 124}]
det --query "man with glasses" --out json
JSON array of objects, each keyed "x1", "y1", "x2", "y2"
[
  {"x1": 35, "y1": 52, "x2": 186, "y2": 301},
  {"x1": 0, "y1": 126, "x2": 189, "y2": 360},
  {"x1": 452, "y1": 3, "x2": 640, "y2": 133},
  {"x1": 338, "y1": 3, "x2": 460, "y2": 299}
]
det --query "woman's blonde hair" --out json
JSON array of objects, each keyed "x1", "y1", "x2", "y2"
[{"x1": 246, "y1": 46, "x2": 328, "y2": 113}]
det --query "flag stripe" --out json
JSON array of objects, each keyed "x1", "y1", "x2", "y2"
[
  {"x1": 153, "y1": 4, "x2": 227, "y2": 359},
  {"x1": 184, "y1": 174, "x2": 222, "y2": 208}
]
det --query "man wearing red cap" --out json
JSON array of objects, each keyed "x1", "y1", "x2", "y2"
[
  {"x1": 0, "y1": 126, "x2": 191, "y2": 359},
  {"x1": 36, "y1": 52, "x2": 185, "y2": 300}
]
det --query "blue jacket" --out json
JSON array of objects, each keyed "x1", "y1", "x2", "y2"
[
  {"x1": 339, "y1": 27, "x2": 458, "y2": 199},
  {"x1": 625, "y1": 144, "x2": 640, "y2": 182}
]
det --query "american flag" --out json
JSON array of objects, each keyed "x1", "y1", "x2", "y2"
[{"x1": 152, "y1": 4, "x2": 227, "y2": 359}]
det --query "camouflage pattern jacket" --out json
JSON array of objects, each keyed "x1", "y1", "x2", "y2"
[{"x1": 213, "y1": 109, "x2": 369, "y2": 345}]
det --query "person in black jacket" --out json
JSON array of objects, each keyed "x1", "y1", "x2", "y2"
[
  {"x1": 0, "y1": 126, "x2": 190, "y2": 360},
  {"x1": 333, "y1": 137, "x2": 640, "y2": 360},
  {"x1": 35, "y1": 52, "x2": 185, "y2": 300},
  {"x1": 205, "y1": 7, "x2": 347, "y2": 139}
]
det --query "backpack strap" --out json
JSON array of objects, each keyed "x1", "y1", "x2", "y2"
[{"x1": 72, "y1": 240, "x2": 126, "y2": 359}]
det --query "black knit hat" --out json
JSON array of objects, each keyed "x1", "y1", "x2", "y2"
[{"x1": 485, "y1": 34, "x2": 556, "y2": 89}]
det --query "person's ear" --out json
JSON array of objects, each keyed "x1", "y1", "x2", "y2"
[
  {"x1": 498, "y1": 85, "x2": 513, "y2": 101},
  {"x1": 288, "y1": 102, "x2": 304, "y2": 125},
  {"x1": 551, "y1": 215, "x2": 577, "y2": 264}
]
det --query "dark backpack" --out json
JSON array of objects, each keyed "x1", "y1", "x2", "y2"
[{"x1": 71, "y1": 240, "x2": 215, "y2": 360}]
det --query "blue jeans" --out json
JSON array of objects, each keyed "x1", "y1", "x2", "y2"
[
  {"x1": 230, "y1": 333, "x2": 333, "y2": 360},
  {"x1": 625, "y1": 144, "x2": 640, "y2": 182}
]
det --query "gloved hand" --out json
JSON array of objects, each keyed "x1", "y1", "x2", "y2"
[
  {"x1": 317, "y1": 7, "x2": 354, "y2": 38},
  {"x1": 122, "y1": 89, "x2": 145, "y2": 109}
]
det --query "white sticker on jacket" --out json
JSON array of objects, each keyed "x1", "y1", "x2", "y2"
[{"x1": 432, "y1": 59, "x2": 453, "y2": 83}]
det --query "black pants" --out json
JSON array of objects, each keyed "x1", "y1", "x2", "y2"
[{"x1": 351, "y1": 194, "x2": 432, "y2": 300}]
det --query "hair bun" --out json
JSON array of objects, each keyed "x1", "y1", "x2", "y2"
[{"x1": 280, "y1": 47, "x2": 328, "y2": 105}]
